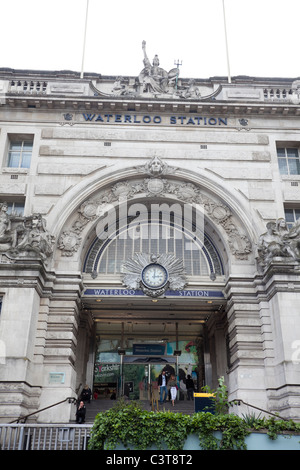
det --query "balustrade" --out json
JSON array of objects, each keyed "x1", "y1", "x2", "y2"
[
  {"x1": 9, "y1": 80, "x2": 48, "y2": 94},
  {"x1": 263, "y1": 87, "x2": 292, "y2": 100}
]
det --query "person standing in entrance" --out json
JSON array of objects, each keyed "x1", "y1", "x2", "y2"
[
  {"x1": 168, "y1": 374, "x2": 178, "y2": 407},
  {"x1": 185, "y1": 374, "x2": 195, "y2": 401},
  {"x1": 158, "y1": 370, "x2": 168, "y2": 403}
]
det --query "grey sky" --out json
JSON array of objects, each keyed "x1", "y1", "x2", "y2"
[{"x1": 1, "y1": 0, "x2": 299, "y2": 79}]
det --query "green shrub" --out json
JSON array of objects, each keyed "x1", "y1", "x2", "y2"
[{"x1": 88, "y1": 385, "x2": 300, "y2": 451}]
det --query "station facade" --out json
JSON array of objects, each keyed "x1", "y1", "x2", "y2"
[{"x1": 0, "y1": 43, "x2": 300, "y2": 422}]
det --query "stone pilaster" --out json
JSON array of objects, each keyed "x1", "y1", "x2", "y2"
[
  {"x1": 224, "y1": 275, "x2": 269, "y2": 414},
  {"x1": 0, "y1": 261, "x2": 54, "y2": 422},
  {"x1": 257, "y1": 262, "x2": 300, "y2": 420}
]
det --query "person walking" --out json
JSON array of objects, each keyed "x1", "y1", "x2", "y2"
[
  {"x1": 158, "y1": 370, "x2": 168, "y2": 403},
  {"x1": 168, "y1": 374, "x2": 178, "y2": 407},
  {"x1": 185, "y1": 374, "x2": 195, "y2": 401}
]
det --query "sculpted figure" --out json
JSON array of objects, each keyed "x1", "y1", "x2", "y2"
[
  {"x1": 180, "y1": 79, "x2": 201, "y2": 99},
  {"x1": 111, "y1": 76, "x2": 127, "y2": 95},
  {"x1": 257, "y1": 221, "x2": 285, "y2": 264},
  {"x1": 258, "y1": 218, "x2": 300, "y2": 265},
  {"x1": 0, "y1": 202, "x2": 12, "y2": 246},
  {"x1": 13, "y1": 214, "x2": 54, "y2": 259},
  {"x1": 139, "y1": 41, "x2": 178, "y2": 94},
  {"x1": 285, "y1": 217, "x2": 300, "y2": 260}
]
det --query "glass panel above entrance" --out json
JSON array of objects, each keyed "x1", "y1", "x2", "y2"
[{"x1": 84, "y1": 220, "x2": 224, "y2": 278}]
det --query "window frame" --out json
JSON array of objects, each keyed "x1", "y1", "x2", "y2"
[
  {"x1": 277, "y1": 146, "x2": 300, "y2": 176},
  {"x1": 5, "y1": 134, "x2": 34, "y2": 170},
  {"x1": 284, "y1": 206, "x2": 300, "y2": 229}
]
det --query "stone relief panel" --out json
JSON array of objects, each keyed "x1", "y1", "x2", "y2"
[
  {"x1": 257, "y1": 218, "x2": 300, "y2": 267},
  {"x1": 57, "y1": 157, "x2": 253, "y2": 261},
  {"x1": 0, "y1": 202, "x2": 55, "y2": 263}
]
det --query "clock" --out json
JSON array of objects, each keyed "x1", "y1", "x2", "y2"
[{"x1": 141, "y1": 263, "x2": 169, "y2": 289}]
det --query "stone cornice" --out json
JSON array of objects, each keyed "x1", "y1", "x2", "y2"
[{"x1": 2, "y1": 93, "x2": 300, "y2": 117}]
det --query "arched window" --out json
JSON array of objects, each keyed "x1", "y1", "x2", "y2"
[{"x1": 84, "y1": 219, "x2": 224, "y2": 278}]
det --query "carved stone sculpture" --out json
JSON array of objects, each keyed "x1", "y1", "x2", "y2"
[
  {"x1": 139, "y1": 41, "x2": 178, "y2": 95},
  {"x1": 0, "y1": 202, "x2": 13, "y2": 251},
  {"x1": 0, "y1": 211, "x2": 55, "y2": 262},
  {"x1": 10, "y1": 214, "x2": 55, "y2": 260},
  {"x1": 58, "y1": 231, "x2": 82, "y2": 257},
  {"x1": 257, "y1": 218, "x2": 300, "y2": 266}
]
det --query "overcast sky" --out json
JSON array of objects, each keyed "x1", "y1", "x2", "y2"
[{"x1": 1, "y1": 0, "x2": 299, "y2": 80}]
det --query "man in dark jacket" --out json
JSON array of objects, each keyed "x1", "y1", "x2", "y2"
[
  {"x1": 185, "y1": 375, "x2": 195, "y2": 401},
  {"x1": 158, "y1": 370, "x2": 168, "y2": 403},
  {"x1": 76, "y1": 401, "x2": 86, "y2": 423}
]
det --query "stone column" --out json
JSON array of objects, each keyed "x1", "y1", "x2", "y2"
[
  {"x1": 0, "y1": 285, "x2": 42, "y2": 422},
  {"x1": 206, "y1": 311, "x2": 228, "y2": 390},
  {"x1": 0, "y1": 259, "x2": 56, "y2": 422},
  {"x1": 37, "y1": 272, "x2": 83, "y2": 423},
  {"x1": 259, "y1": 262, "x2": 300, "y2": 421},
  {"x1": 224, "y1": 275, "x2": 269, "y2": 415}
]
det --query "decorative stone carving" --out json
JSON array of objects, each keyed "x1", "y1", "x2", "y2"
[
  {"x1": 58, "y1": 231, "x2": 82, "y2": 257},
  {"x1": 136, "y1": 156, "x2": 176, "y2": 177},
  {"x1": 93, "y1": 42, "x2": 220, "y2": 101},
  {"x1": 121, "y1": 253, "x2": 187, "y2": 298},
  {"x1": 257, "y1": 218, "x2": 300, "y2": 266},
  {"x1": 0, "y1": 211, "x2": 55, "y2": 262},
  {"x1": 58, "y1": 157, "x2": 252, "y2": 260},
  {"x1": 179, "y1": 79, "x2": 201, "y2": 99},
  {"x1": 0, "y1": 202, "x2": 13, "y2": 251},
  {"x1": 139, "y1": 41, "x2": 179, "y2": 95}
]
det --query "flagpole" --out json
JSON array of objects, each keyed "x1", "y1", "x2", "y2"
[
  {"x1": 80, "y1": 0, "x2": 89, "y2": 79},
  {"x1": 222, "y1": 0, "x2": 231, "y2": 84}
]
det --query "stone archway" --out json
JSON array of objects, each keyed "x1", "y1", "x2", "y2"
[
  {"x1": 49, "y1": 157, "x2": 261, "y2": 403},
  {"x1": 56, "y1": 157, "x2": 255, "y2": 271}
]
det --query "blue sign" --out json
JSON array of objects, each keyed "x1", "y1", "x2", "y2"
[
  {"x1": 132, "y1": 344, "x2": 166, "y2": 355},
  {"x1": 83, "y1": 288, "x2": 224, "y2": 298}
]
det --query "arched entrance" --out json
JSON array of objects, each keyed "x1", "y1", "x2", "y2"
[
  {"x1": 79, "y1": 197, "x2": 229, "y2": 400},
  {"x1": 54, "y1": 157, "x2": 256, "y2": 409}
]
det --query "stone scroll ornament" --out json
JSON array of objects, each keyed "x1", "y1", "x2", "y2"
[
  {"x1": 57, "y1": 157, "x2": 252, "y2": 260},
  {"x1": 121, "y1": 253, "x2": 187, "y2": 298},
  {"x1": 257, "y1": 218, "x2": 300, "y2": 266},
  {"x1": 0, "y1": 202, "x2": 55, "y2": 262}
]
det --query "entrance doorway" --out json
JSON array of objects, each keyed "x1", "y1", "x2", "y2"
[
  {"x1": 121, "y1": 356, "x2": 178, "y2": 401},
  {"x1": 81, "y1": 295, "x2": 227, "y2": 400}
]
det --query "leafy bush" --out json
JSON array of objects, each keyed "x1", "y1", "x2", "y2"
[{"x1": 88, "y1": 381, "x2": 300, "y2": 451}]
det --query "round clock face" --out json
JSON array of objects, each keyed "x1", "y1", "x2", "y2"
[{"x1": 141, "y1": 263, "x2": 168, "y2": 289}]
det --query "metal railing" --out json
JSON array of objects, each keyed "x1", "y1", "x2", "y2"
[
  {"x1": 10, "y1": 397, "x2": 77, "y2": 424},
  {"x1": 230, "y1": 399, "x2": 289, "y2": 421},
  {"x1": 0, "y1": 423, "x2": 91, "y2": 450}
]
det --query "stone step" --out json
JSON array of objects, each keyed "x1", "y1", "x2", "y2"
[{"x1": 83, "y1": 399, "x2": 196, "y2": 422}]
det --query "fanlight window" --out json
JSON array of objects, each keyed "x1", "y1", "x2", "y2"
[{"x1": 84, "y1": 222, "x2": 223, "y2": 278}]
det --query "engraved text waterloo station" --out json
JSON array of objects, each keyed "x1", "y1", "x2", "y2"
[{"x1": 82, "y1": 113, "x2": 228, "y2": 126}]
